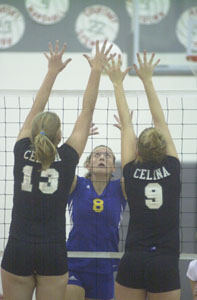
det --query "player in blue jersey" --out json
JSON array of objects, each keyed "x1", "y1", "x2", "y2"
[
  {"x1": 65, "y1": 144, "x2": 127, "y2": 300},
  {"x1": 106, "y1": 52, "x2": 181, "y2": 300},
  {"x1": 187, "y1": 260, "x2": 197, "y2": 300},
  {"x1": 1, "y1": 40, "x2": 112, "y2": 300}
]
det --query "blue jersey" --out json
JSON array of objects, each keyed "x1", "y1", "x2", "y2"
[{"x1": 66, "y1": 176, "x2": 126, "y2": 274}]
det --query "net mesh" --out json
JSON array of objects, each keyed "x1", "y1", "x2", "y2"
[{"x1": 0, "y1": 89, "x2": 197, "y2": 260}]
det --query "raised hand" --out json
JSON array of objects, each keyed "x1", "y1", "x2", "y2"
[
  {"x1": 133, "y1": 50, "x2": 160, "y2": 82},
  {"x1": 113, "y1": 111, "x2": 133, "y2": 130},
  {"x1": 105, "y1": 54, "x2": 131, "y2": 85},
  {"x1": 113, "y1": 114, "x2": 121, "y2": 130},
  {"x1": 83, "y1": 40, "x2": 116, "y2": 72},
  {"x1": 89, "y1": 123, "x2": 99, "y2": 136},
  {"x1": 44, "y1": 40, "x2": 72, "y2": 74}
]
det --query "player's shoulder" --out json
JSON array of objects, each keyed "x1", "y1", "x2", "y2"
[
  {"x1": 163, "y1": 155, "x2": 181, "y2": 172},
  {"x1": 123, "y1": 159, "x2": 137, "y2": 176},
  {"x1": 108, "y1": 178, "x2": 122, "y2": 188},
  {"x1": 14, "y1": 137, "x2": 31, "y2": 155},
  {"x1": 164, "y1": 155, "x2": 180, "y2": 164},
  {"x1": 71, "y1": 175, "x2": 91, "y2": 192},
  {"x1": 58, "y1": 143, "x2": 79, "y2": 163},
  {"x1": 76, "y1": 175, "x2": 89, "y2": 184}
]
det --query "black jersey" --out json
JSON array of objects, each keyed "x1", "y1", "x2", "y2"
[
  {"x1": 9, "y1": 138, "x2": 79, "y2": 243},
  {"x1": 123, "y1": 156, "x2": 181, "y2": 253}
]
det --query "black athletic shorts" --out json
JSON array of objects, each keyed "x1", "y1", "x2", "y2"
[
  {"x1": 116, "y1": 249, "x2": 180, "y2": 293},
  {"x1": 1, "y1": 238, "x2": 68, "y2": 276}
]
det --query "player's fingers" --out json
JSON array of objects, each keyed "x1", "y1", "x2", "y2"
[
  {"x1": 60, "y1": 43, "x2": 67, "y2": 56},
  {"x1": 101, "y1": 40, "x2": 110, "y2": 55},
  {"x1": 107, "y1": 53, "x2": 116, "y2": 63},
  {"x1": 44, "y1": 52, "x2": 49, "y2": 60},
  {"x1": 113, "y1": 124, "x2": 121, "y2": 130},
  {"x1": 153, "y1": 58, "x2": 160, "y2": 68},
  {"x1": 114, "y1": 114, "x2": 120, "y2": 123},
  {"x1": 149, "y1": 52, "x2": 155, "y2": 65},
  {"x1": 101, "y1": 40, "x2": 108, "y2": 53},
  {"x1": 63, "y1": 58, "x2": 72, "y2": 67},
  {"x1": 122, "y1": 67, "x2": 132, "y2": 80},
  {"x1": 111, "y1": 55, "x2": 116, "y2": 68},
  {"x1": 117, "y1": 54, "x2": 122, "y2": 68},
  {"x1": 92, "y1": 127, "x2": 99, "y2": 133},
  {"x1": 143, "y1": 50, "x2": 147, "y2": 64},
  {"x1": 83, "y1": 54, "x2": 92, "y2": 67},
  {"x1": 104, "y1": 42, "x2": 113, "y2": 56},
  {"x1": 137, "y1": 53, "x2": 143, "y2": 67},
  {"x1": 48, "y1": 42, "x2": 53, "y2": 55},
  {"x1": 55, "y1": 40, "x2": 59, "y2": 53},
  {"x1": 95, "y1": 40, "x2": 99, "y2": 54},
  {"x1": 133, "y1": 63, "x2": 139, "y2": 74}
]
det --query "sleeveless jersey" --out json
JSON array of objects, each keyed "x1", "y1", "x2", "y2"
[
  {"x1": 123, "y1": 155, "x2": 180, "y2": 254},
  {"x1": 10, "y1": 138, "x2": 79, "y2": 244},
  {"x1": 66, "y1": 176, "x2": 127, "y2": 273}
]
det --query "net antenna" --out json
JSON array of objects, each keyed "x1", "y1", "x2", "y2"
[
  {"x1": 126, "y1": 0, "x2": 140, "y2": 74},
  {"x1": 186, "y1": 17, "x2": 197, "y2": 86}
]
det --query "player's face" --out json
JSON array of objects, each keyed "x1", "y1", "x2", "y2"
[{"x1": 89, "y1": 147, "x2": 115, "y2": 175}]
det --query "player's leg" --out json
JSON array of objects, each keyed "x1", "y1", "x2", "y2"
[
  {"x1": 115, "y1": 282, "x2": 147, "y2": 300},
  {"x1": 148, "y1": 289, "x2": 180, "y2": 300},
  {"x1": 65, "y1": 284, "x2": 85, "y2": 300},
  {"x1": 34, "y1": 242, "x2": 69, "y2": 300},
  {"x1": 65, "y1": 270, "x2": 85, "y2": 300},
  {"x1": 1, "y1": 268, "x2": 35, "y2": 300},
  {"x1": 1, "y1": 238, "x2": 35, "y2": 300},
  {"x1": 189, "y1": 280, "x2": 197, "y2": 300},
  {"x1": 115, "y1": 252, "x2": 147, "y2": 300},
  {"x1": 146, "y1": 252, "x2": 180, "y2": 300},
  {"x1": 36, "y1": 272, "x2": 68, "y2": 300}
]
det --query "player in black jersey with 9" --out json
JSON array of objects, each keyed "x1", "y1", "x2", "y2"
[
  {"x1": 106, "y1": 52, "x2": 181, "y2": 300},
  {"x1": 1, "y1": 40, "x2": 112, "y2": 300}
]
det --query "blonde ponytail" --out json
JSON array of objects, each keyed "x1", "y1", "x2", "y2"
[
  {"x1": 31, "y1": 112, "x2": 61, "y2": 170},
  {"x1": 33, "y1": 133, "x2": 57, "y2": 170}
]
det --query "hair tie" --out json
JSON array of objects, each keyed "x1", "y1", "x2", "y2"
[{"x1": 40, "y1": 131, "x2": 45, "y2": 136}]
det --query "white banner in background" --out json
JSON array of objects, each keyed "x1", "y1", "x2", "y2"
[
  {"x1": 26, "y1": 0, "x2": 69, "y2": 25},
  {"x1": 0, "y1": 5, "x2": 25, "y2": 49}
]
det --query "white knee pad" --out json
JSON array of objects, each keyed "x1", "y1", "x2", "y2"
[{"x1": 187, "y1": 260, "x2": 197, "y2": 281}]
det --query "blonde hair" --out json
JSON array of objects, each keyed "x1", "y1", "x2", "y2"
[
  {"x1": 84, "y1": 145, "x2": 116, "y2": 179},
  {"x1": 137, "y1": 127, "x2": 166, "y2": 163},
  {"x1": 31, "y1": 111, "x2": 61, "y2": 170}
]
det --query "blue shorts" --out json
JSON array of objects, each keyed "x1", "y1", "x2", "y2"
[{"x1": 68, "y1": 270, "x2": 114, "y2": 299}]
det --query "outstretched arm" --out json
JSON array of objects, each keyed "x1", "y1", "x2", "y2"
[
  {"x1": 105, "y1": 55, "x2": 136, "y2": 168},
  {"x1": 17, "y1": 40, "x2": 71, "y2": 142},
  {"x1": 66, "y1": 40, "x2": 112, "y2": 158},
  {"x1": 134, "y1": 51, "x2": 178, "y2": 159}
]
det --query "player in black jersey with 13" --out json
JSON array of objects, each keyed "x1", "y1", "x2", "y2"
[
  {"x1": 106, "y1": 52, "x2": 181, "y2": 300},
  {"x1": 1, "y1": 40, "x2": 112, "y2": 300}
]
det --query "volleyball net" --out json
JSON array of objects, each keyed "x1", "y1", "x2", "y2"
[{"x1": 0, "y1": 89, "x2": 197, "y2": 260}]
